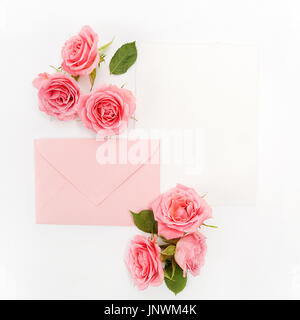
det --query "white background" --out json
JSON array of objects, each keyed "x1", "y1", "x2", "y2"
[{"x1": 0, "y1": 0, "x2": 300, "y2": 299}]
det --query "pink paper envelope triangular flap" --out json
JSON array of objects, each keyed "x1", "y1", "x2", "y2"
[{"x1": 35, "y1": 138, "x2": 160, "y2": 206}]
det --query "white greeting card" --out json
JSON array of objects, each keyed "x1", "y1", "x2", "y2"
[{"x1": 135, "y1": 42, "x2": 258, "y2": 205}]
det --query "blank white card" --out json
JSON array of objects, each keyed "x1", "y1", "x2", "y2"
[{"x1": 135, "y1": 42, "x2": 258, "y2": 205}]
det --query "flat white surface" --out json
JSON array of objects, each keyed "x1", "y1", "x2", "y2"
[
  {"x1": 0, "y1": 0, "x2": 300, "y2": 299},
  {"x1": 136, "y1": 42, "x2": 258, "y2": 205}
]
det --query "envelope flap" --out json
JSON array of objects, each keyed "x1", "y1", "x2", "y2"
[{"x1": 35, "y1": 139, "x2": 159, "y2": 205}]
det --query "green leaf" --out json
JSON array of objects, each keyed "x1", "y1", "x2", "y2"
[
  {"x1": 161, "y1": 245, "x2": 176, "y2": 256},
  {"x1": 164, "y1": 270, "x2": 172, "y2": 280},
  {"x1": 164, "y1": 258, "x2": 176, "y2": 280},
  {"x1": 98, "y1": 38, "x2": 114, "y2": 54},
  {"x1": 109, "y1": 41, "x2": 137, "y2": 75},
  {"x1": 89, "y1": 68, "x2": 97, "y2": 90},
  {"x1": 164, "y1": 260, "x2": 173, "y2": 280},
  {"x1": 130, "y1": 210, "x2": 158, "y2": 234},
  {"x1": 164, "y1": 263, "x2": 187, "y2": 295}
]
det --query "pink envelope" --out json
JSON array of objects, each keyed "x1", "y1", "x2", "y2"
[{"x1": 34, "y1": 138, "x2": 160, "y2": 225}]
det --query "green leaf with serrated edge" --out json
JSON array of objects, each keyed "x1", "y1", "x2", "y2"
[
  {"x1": 98, "y1": 38, "x2": 114, "y2": 54},
  {"x1": 109, "y1": 42, "x2": 137, "y2": 75},
  {"x1": 130, "y1": 210, "x2": 158, "y2": 234},
  {"x1": 164, "y1": 263, "x2": 187, "y2": 295},
  {"x1": 161, "y1": 245, "x2": 176, "y2": 256},
  {"x1": 89, "y1": 68, "x2": 97, "y2": 90}
]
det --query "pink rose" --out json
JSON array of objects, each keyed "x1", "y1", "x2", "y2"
[
  {"x1": 152, "y1": 184, "x2": 212, "y2": 240},
  {"x1": 32, "y1": 72, "x2": 80, "y2": 120},
  {"x1": 61, "y1": 25, "x2": 100, "y2": 76},
  {"x1": 175, "y1": 232, "x2": 207, "y2": 277},
  {"x1": 77, "y1": 84, "x2": 136, "y2": 135},
  {"x1": 126, "y1": 235, "x2": 164, "y2": 290}
]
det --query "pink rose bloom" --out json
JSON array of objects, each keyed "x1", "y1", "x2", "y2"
[
  {"x1": 126, "y1": 235, "x2": 164, "y2": 290},
  {"x1": 32, "y1": 72, "x2": 80, "y2": 120},
  {"x1": 77, "y1": 84, "x2": 136, "y2": 135},
  {"x1": 152, "y1": 184, "x2": 212, "y2": 240},
  {"x1": 175, "y1": 232, "x2": 207, "y2": 277},
  {"x1": 61, "y1": 25, "x2": 100, "y2": 76}
]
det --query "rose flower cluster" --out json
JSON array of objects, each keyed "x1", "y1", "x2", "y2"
[
  {"x1": 127, "y1": 184, "x2": 215, "y2": 295},
  {"x1": 33, "y1": 25, "x2": 137, "y2": 136}
]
